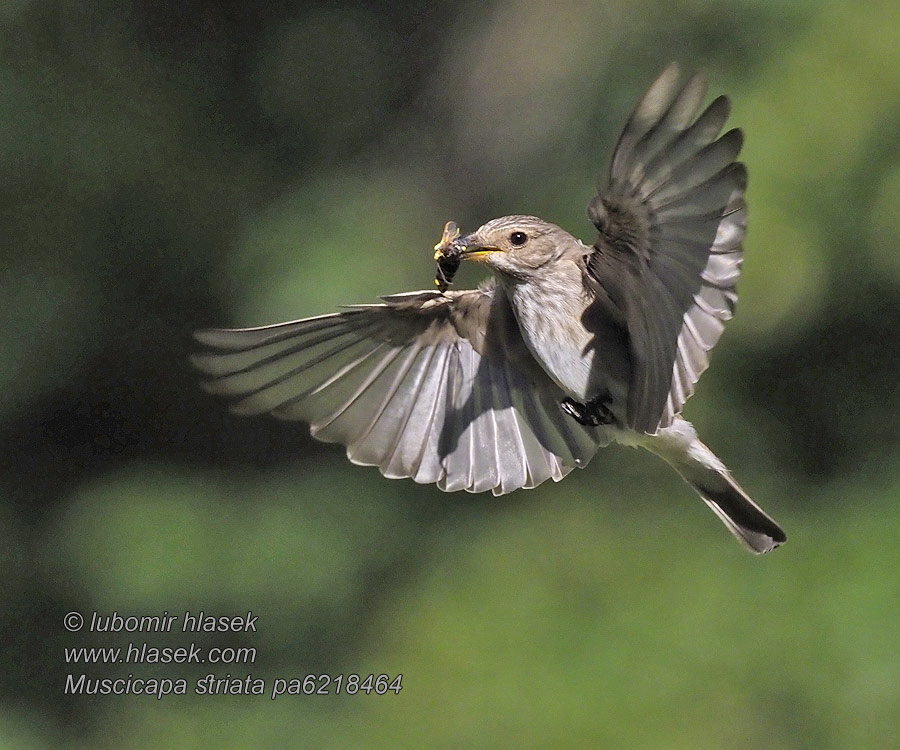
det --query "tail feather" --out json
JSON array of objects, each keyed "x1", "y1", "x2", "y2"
[
  {"x1": 640, "y1": 418, "x2": 786, "y2": 553},
  {"x1": 671, "y1": 442, "x2": 786, "y2": 553}
]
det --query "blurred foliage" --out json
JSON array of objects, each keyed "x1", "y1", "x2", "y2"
[{"x1": 2, "y1": 0, "x2": 899, "y2": 748}]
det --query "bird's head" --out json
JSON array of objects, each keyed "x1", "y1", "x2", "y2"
[{"x1": 449, "y1": 215, "x2": 573, "y2": 279}]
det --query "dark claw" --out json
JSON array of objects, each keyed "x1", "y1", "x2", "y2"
[
  {"x1": 560, "y1": 398, "x2": 599, "y2": 426},
  {"x1": 560, "y1": 395, "x2": 616, "y2": 427},
  {"x1": 588, "y1": 393, "x2": 616, "y2": 425}
]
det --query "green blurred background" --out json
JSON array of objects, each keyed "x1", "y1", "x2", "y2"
[{"x1": 3, "y1": 0, "x2": 900, "y2": 747}]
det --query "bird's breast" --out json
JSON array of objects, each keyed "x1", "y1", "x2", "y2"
[{"x1": 506, "y1": 274, "x2": 596, "y2": 401}]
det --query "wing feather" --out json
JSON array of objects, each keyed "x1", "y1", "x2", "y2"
[
  {"x1": 379, "y1": 345, "x2": 439, "y2": 479},
  {"x1": 192, "y1": 286, "x2": 610, "y2": 494},
  {"x1": 411, "y1": 343, "x2": 455, "y2": 485},
  {"x1": 586, "y1": 66, "x2": 747, "y2": 433}
]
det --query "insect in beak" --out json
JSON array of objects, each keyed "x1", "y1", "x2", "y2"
[
  {"x1": 433, "y1": 221, "x2": 462, "y2": 292},
  {"x1": 433, "y1": 222, "x2": 502, "y2": 291}
]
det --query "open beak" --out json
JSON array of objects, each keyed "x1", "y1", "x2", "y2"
[
  {"x1": 433, "y1": 223, "x2": 501, "y2": 264},
  {"x1": 448, "y1": 235, "x2": 501, "y2": 262}
]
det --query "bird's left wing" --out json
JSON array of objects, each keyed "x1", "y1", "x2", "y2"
[
  {"x1": 585, "y1": 63, "x2": 746, "y2": 434},
  {"x1": 191, "y1": 285, "x2": 607, "y2": 495}
]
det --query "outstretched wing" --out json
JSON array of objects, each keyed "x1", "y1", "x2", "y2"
[
  {"x1": 585, "y1": 63, "x2": 746, "y2": 434},
  {"x1": 191, "y1": 285, "x2": 608, "y2": 495}
]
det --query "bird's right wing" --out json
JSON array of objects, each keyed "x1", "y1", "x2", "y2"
[{"x1": 191, "y1": 285, "x2": 608, "y2": 495}]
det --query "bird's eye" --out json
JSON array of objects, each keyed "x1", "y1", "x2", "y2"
[{"x1": 509, "y1": 231, "x2": 528, "y2": 246}]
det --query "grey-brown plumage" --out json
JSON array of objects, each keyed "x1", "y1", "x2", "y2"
[
  {"x1": 192, "y1": 64, "x2": 786, "y2": 553},
  {"x1": 587, "y1": 66, "x2": 745, "y2": 434}
]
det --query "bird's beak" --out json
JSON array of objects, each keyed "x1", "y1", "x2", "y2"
[{"x1": 450, "y1": 235, "x2": 502, "y2": 263}]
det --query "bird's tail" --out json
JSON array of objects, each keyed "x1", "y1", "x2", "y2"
[{"x1": 639, "y1": 419, "x2": 787, "y2": 553}]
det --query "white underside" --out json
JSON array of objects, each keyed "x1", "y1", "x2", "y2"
[{"x1": 505, "y1": 273, "x2": 597, "y2": 401}]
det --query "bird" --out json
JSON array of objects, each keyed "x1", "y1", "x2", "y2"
[{"x1": 191, "y1": 63, "x2": 787, "y2": 554}]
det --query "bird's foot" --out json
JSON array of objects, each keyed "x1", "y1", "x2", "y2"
[
  {"x1": 561, "y1": 398, "x2": 596, "y2": 425},
  {"x1": 560, "y1": 395, "x2": 615, "y2": 427}
]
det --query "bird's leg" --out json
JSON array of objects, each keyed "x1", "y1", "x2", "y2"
[{"x1": 560, "y1": 393, "x2": 615, "y2": 426}]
